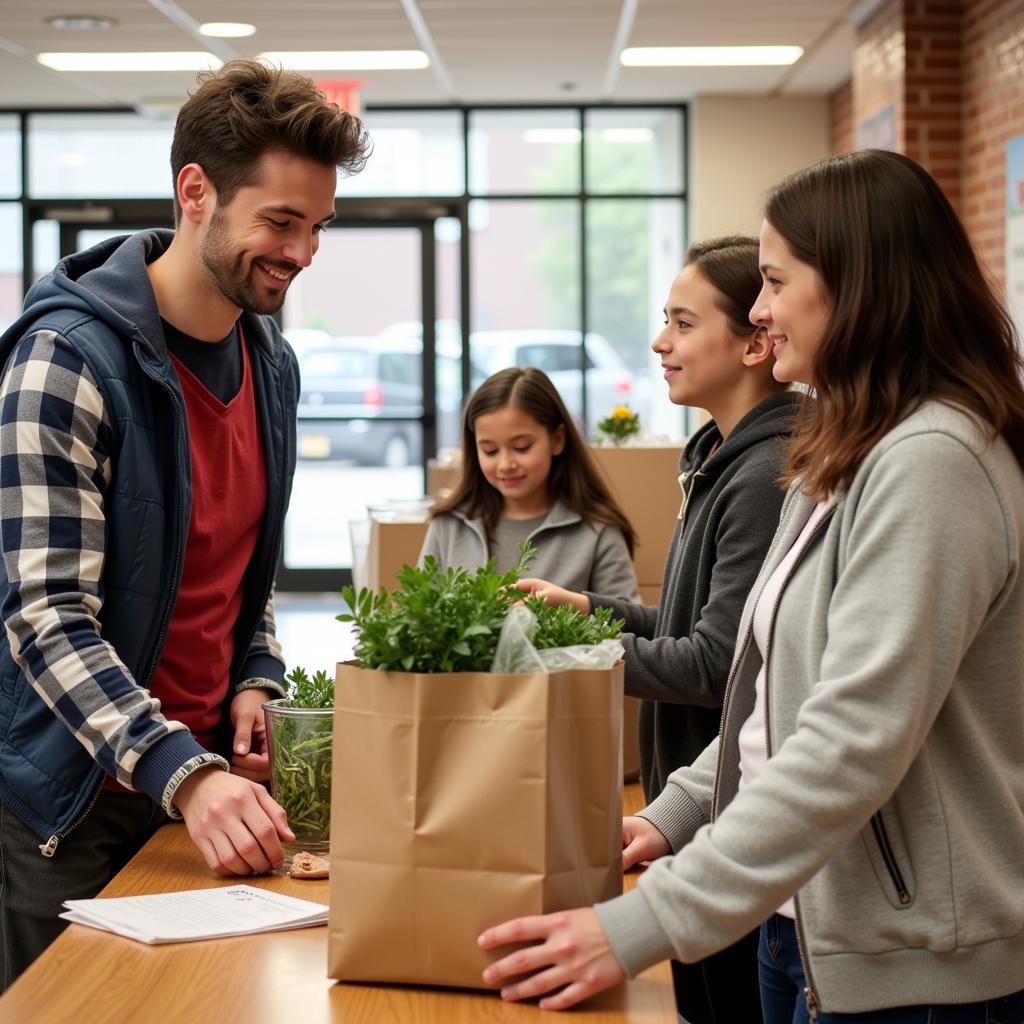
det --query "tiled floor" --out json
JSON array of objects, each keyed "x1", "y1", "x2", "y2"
[{"x1": 274, "y1": 592, "x2": 357, "y2": 681}]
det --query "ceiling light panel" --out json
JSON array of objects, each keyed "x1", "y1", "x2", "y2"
[
  {"x1": 198, "y1": 22, "x2": 256, "y2": 38},
  {"x1": 258, "y1": 50, "x2": 429, "y2": 70},
  {"x1": 621, "y1": 46, "x2": 804, "y2": 67},
  {"x1": 37, "y1": 52, "x2": 224, "y2": 71}
]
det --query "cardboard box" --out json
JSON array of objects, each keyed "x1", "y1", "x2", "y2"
[
  {"x1": 426, "y1": 459, "x2": 461, "y2": 498},
  {"x1": 366, "y1": 518, "x2": 430, "y2": 592},
  {"x1": 589, "y1": 446, "x2": 681, "y2": 591},
  {"x1": 589, "y1": 448, "x2": 683, "y2": 785}
]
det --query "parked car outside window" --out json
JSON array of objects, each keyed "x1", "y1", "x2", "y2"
[
  {"x1": 296, "y1": 338, "x2": 424, "y2": 467},
  {"x1": 378, "y1": 321, "x2": 643, "y2": 440},
  {"x1": 469, "y1": 330, "x2": 638, "y2": 437}
]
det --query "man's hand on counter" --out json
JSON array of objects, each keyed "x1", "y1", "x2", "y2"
[
  {"x1": 173, "y1": 767, "x2": 295, "y2": 876},
  {"x1": 477, "y1": 907, "x2": 626, "y2": 1009}
]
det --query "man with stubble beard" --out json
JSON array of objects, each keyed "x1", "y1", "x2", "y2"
[{"x1": 0, "y1": 60, "x2": 369, "y2": 990}]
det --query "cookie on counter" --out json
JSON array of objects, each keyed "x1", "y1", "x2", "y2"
[{"x1": 288, "y1": 851, "x2": 330, "y2": 879}]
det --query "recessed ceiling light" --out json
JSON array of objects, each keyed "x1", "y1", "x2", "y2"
[
  {"x1": 37, "y1": 51, "x2": 224, "y2": 72},
  {"x1": 199, "y1": 22, "x2": 256, "y2": 38},
  {"x1": 620, "y1": 46, "x2": 804, "y2": 67},
  {"x1": 45, "y1": 15, "x2": 117, "y2": 31},
  {"x1": 258, "y1": 50, "x2": 429, "y2": 71}
]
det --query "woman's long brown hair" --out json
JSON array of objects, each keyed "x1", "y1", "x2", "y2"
[
  {"x1": 430, "y1": 366, "x2": 636, "y2": 555},
  {"x1": 766, "y1": 148, "x2": 1024, "y2": 497}
]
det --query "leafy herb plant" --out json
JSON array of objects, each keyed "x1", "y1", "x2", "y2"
[
  {"x1": 525, "y1": 596, "x2": 624, "y2": 649},
  {"x1": 266, "y1": 666, "x2": 334, "y2": 851},
  {"x1": 283, "y1": 666, "x2": 334, "y2": 709},
  {"x1": 338, "y1": 543, "x2": 623, "y2": 673}
]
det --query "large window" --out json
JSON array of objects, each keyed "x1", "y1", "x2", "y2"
[
  {"x1": 1, "y1": 103, "x2": 687, "y2": 584},
  {"x1": 469, "y1": 110, "x2": 581, "y2": 195},
  {"x1": 28, "y1": 113, "x2": 173, "y2": 198},
  {"x1": 584, "y1": 108, "x2": 684, "y2": 194},
  {"x1": 338, "y1": 110, "x2": 464, "y2": 197},
  {"x1": 466, "y1": 107, "x2": 687, "y2": 438},
  {"x1": 0, "y1": 115, "x2": 20, "y2": 198},
  {"x1": 0, "y1": 203, "x2": 21, "y2": 329}
]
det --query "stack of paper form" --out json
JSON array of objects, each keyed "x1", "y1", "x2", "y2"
[{"x1": 61, "y1": 885, "x2": 328, "y2": 944}]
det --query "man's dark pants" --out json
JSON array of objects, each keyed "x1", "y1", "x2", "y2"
[{"x1": 0, "y1": 789, "x2": 166, "y2": 992}]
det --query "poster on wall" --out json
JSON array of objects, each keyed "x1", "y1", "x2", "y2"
[
  {"x1": 856, "y1": 104, "x2": 896, "y2": 151},
  {"x1": 1007, "y1": 134, "x2": 1024, "y2": 346}
]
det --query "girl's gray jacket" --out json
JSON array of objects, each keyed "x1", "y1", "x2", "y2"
[
  {"x1": 419, "y1": 498, "x2": 640, "y2": 600},
  {"x1": 595, "y1": 401, "x2": 1024, "y2": 1014}
]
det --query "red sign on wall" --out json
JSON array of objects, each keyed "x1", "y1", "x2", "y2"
[{"x1": 315, "y1": 79, "x2": 364, "y2": 116}]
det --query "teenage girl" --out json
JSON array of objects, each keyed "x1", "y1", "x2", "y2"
[
  {"x1": 420, "y1": 366, "x2": 639, "y2": 601},
  {"x1": 517, "y1": 235, "x2": 799, "y2": 1023},
  {"x1": 480, "y1": 150, "x2": 1024, "y2": 1021}
]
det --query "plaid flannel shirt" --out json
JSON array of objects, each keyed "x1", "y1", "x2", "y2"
[{"x1": 0, "y1": 328, "x2": 286, "y2": 817}]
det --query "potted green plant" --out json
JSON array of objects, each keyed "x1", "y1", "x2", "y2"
[{"x1": 595, "y1": 403, "x2": 641, "y2": 446}]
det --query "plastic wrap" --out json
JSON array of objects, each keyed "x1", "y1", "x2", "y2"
[{"x1": 490, "y1": 604, "x2": 624, "y2": 674}]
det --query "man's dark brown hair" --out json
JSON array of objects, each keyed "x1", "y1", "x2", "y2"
[{"x1": 170, "y1": 59, "x2": 371, "y2": 222}]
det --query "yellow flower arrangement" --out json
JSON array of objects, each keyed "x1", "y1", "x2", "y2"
[{"x1": 596, "y1": 404, "x2": 641, "y2": 444}]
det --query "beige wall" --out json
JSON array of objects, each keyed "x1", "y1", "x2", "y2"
[{"x1": 689, "y1": 96, "x2": 831, "y2": 242}]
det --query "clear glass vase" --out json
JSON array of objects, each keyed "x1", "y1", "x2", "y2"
[{"x1": 263, "y1": 699, "x2": 334, "y2": 859}]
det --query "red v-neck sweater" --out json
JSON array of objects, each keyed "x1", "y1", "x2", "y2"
[{"x1": 150, "y1": 336, "x2": 267, "y2": 752}]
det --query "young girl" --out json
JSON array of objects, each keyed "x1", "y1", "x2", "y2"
[
  {"x1": 480, "y1": 150, "x2": 1024, "y2": 1020},
  {"x1": 517, "y1": 236, "x2": 799, "y2": 1023},
  {"x1": 420, "y1": 366, "x2": 639, "y2": 600}
]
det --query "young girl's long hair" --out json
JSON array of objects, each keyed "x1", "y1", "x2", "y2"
[
  {"x1": 765, "y1": 148, "x2": 1024, "y2": 497},
  {"x1": 430, "y1": 366, "x2": 636, "y2": 554}
]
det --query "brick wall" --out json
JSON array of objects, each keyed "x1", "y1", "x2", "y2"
[
  {"x1": 827, "y1": 0, "x2": 1024, "y2": 290},
  {"x1": 904, "y1": 0, "x2": 963, "y2": 207},
  {"x1": 962, "y1": 0, "x2": 1024, "y2": 285},
  {"x1": 829, "y1": 79, "x2": 854, "y2": 154}
]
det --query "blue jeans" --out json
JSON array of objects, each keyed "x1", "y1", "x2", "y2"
[{"x1": 758, "y1": 914, "x2": 1024, "y2": 1024}]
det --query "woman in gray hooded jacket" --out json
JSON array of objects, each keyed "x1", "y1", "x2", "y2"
[{"x1": 480, "y1": 151, "x2": 1024, "y2": 1022}]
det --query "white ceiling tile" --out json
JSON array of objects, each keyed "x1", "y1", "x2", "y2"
[{"x1": 0, "y1": 0, "x2": 855, "y2": 107}]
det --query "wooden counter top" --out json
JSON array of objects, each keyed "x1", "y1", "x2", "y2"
[{"x1": 0, "y1": 785, "x2": 675, "y2": 1024}]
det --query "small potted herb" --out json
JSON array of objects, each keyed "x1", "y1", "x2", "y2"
[{"x1": 263, "y1": 667, "x2": 334, "y2": 859}]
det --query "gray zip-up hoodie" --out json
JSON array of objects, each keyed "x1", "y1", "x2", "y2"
[
  {"x1": 595, "y1": 401, "x2": 1024, "y2": 1013},
  {"x1": 419, "y1": 498, "x2": 640, "y2": 600},
  {"x1": 586, "y1": 391, "x2": 800, "y2": 802}
]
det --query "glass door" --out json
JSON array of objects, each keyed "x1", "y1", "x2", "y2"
[{"x1": 276, "y1": 220, "x2": 443, "y2": 591}]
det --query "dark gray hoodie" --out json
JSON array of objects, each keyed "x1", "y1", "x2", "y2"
[{"x1": 586, "y1": 390, "x2": 801, "y2": 802}]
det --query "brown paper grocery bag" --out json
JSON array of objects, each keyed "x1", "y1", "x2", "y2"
[{"x1": 327, "y1": 662, "x2": 624, "y2": 990}]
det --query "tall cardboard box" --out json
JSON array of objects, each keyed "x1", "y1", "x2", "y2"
[
  {"x1": 589, "y1": 445, "x2": 682, "y2": 782},
  {"x1": 589, "y1": 446, "x2": 682, "y2": 601},
  {"x1": 366, "y1": 518, "x2": 430, "y2": 592},
  {"x1": 426, "y1": 458, "x2": 461, "y2": 498}
]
